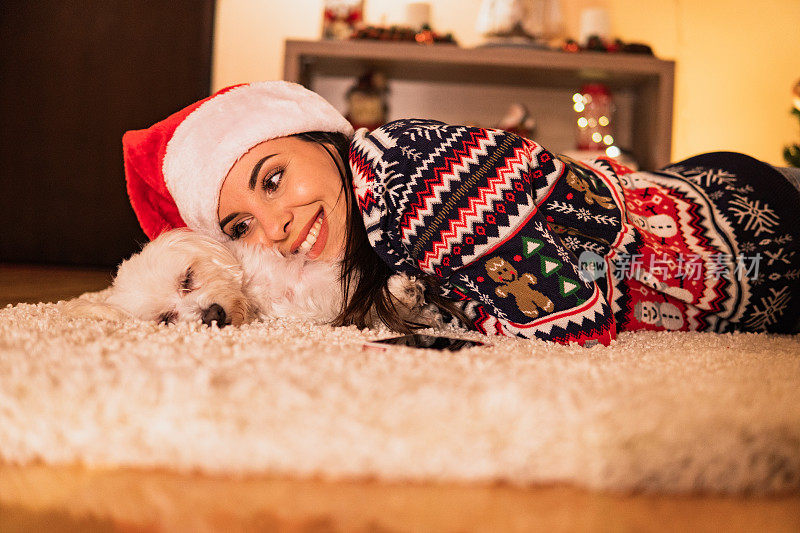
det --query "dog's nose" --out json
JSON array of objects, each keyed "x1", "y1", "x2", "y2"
[{"x1": 201, "y1": 303, "x2": 227, "y2": 328}]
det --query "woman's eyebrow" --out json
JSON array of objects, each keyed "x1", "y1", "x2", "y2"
[
  {"x1": 219, "y1": 212, "x2": 238, "y2": 231},
  {"x1": 249, "y1": 154, "x2": 277, "y2": 190}
]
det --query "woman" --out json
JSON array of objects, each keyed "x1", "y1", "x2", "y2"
[{"x1": 123, "y1": 81, "x2": 800, "y2": 345}]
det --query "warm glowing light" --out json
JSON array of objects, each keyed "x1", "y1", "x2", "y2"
[
  {"x1": 606, "y1": 146, "x2": 621, "y2": 158},
  {"x1": 577, "y1": 117, "x2": 588, "y2": 128},
  {"x1": 599, "y1": 116, "x2": 609, "y2": 126},
  {"x1": 573, "y1": 93, "x2": 583, "y2": 103},
  {"x1": 588, "y1": 118, "x2": 597, "y2": 128},
  {"x1": 603, "y1": 135, "x2": 614, "y2": 145},
  {"x1": 573, "y1": 102, "x2": 585, "y2": 112},
  {"x1": 592, "y1": 132, "x2": 603, "y2": 143}
]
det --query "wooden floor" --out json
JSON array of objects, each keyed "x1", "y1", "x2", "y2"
[
  {"x1": 0, "y1": 263, "x2": 113, "y2": 306},
  {"x1": 1, "y1": 263, "x2": 799, "y2": 532}
]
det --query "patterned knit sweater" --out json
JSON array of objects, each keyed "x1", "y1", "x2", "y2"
[{"x1": 348, "y1": 119, "x2": 800, "y2": 345}]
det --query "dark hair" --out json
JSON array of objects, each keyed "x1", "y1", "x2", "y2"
[{"x1": 294, "y1": 131, "x2": 472, "y2": 332}]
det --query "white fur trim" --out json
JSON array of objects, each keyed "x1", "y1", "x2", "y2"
[{"x1": 163, "y1": 81, "x2": 354, "y2": 239}]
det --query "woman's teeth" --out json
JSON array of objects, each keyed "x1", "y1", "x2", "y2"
[{"x1": 298, "y1": 212, "x2": 323, "y2": 254}]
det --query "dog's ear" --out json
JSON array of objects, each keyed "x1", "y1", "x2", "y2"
[{"x1": 62, "y1": 298, "x2": 133, "y2": 322}]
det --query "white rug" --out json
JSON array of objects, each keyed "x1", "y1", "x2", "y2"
[{"x1": 1, "y1": 296, "x2": 799, "y2": 494}]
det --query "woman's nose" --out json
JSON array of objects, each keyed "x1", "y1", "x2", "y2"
[{"x1": 258, "y1": 209, "x2": 292, "y2": 244}]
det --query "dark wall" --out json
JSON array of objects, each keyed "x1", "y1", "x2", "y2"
[{"x1": 0, "y1": 1, "x2": 215, "y2": 266}]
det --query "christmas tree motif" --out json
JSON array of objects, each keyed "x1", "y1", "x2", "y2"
[
  {"x1": 727, "y1": 194, "x2": 779, "y2": 236},
  {"x1": 539, "y1": 255, "x2": 562, "y2": 277},
  {"x1": 558, "y1": 276, "x2": 580, "y2": 297},
  {"x1": 744, "y1": 286, "x2": 791, "y2": 331},
  {"x1": 522, "y1": 236, "x2": 544, "y2": 257}
]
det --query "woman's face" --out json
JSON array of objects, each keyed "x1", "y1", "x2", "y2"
[{"x1": 217, "y1": 136, "x2": 348, "y2": 261}]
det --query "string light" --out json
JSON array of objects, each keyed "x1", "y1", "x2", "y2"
[{"x1": 573, "y1": 84, "x2": 619, "y2": 158}]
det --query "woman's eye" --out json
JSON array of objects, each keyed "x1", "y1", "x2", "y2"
[
  {"x1": 230, "y1": 218, "x2": 252, "y2": 240},
  {"x1": 262, "y1": 170, "x2": 283, "y2": 194}
]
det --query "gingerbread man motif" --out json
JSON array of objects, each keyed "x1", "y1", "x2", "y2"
[
  {"x1": 485, "y1": 256, "x2": 554, "y2": 319},
  {"x1": 565, "y1": 170, "x2": 616, "y2": 210}
]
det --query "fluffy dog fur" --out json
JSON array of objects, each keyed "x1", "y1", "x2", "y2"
[{"x1": 65, "y1": 229, "x2": 437, "y2": 329}]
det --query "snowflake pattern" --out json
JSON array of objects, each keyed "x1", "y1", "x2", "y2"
[
  {"x1": 557, "y1": 245, "x2": 573, "y2": 264},
  {"x1": 744, "y1": 286, "x2": 791, "y2": 331},
  {"x1": 709, "y1": 190, "x2": 725, "y2": 200},
  {"x1": 728, "y1": 194, "x2": 779, "y2": 236},
  {"x1": 562, "y1": 236, "x2": 582, "y2": 250},
  {"x1": 739, "y1": 241, "x2": 756, "y2": 254}
]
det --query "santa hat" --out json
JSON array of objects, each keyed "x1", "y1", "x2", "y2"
[{"x1": 122, "y1": 81, "x2": 354, "y2": 240}]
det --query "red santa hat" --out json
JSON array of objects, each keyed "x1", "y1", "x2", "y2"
[{"x1": 122, "y1": 81, "x2": 354, "y2": 240}]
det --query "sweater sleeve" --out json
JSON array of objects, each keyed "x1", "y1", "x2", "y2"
[{"x1": 349, "y1": 119, "x2": 616, "y2": 345}]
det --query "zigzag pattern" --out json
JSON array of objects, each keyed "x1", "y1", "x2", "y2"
[
  {"x1": 386, "y1": 126, "x2": 471, "y2": 241},
  {"x1": 677, "y1": 192, "x2": 729, "y2": 316},
  {"x1": 350, "y1": 148, "x2": 379, "y2": 215},
  {"x1": 642, "y1": 177, "x2": 736, "y2": 317},
  {"x1": 418, "y1": 143, "x2": 537, "y2": 271},
  {"x1": 399, "y1": 128, "x2": 495, "y2": 241}
]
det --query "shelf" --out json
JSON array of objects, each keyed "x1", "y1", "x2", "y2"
[{"x1": 284, "y1": 39, "x2": 675, "y2": 170}]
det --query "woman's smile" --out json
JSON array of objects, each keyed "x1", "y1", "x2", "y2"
[{"x1": 293, "y1": 207, "x2": 328, "y2": 259}]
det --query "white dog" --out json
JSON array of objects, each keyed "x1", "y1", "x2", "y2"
[{"x1": 65, "y1": 229, "x2": 437, "y2": 329}]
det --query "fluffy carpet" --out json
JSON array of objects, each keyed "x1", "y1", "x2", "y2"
[{"x1": 1, "y1": 295, "x2": 799, "y2": 494}]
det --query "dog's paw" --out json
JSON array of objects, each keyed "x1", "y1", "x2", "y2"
[
  {"x1": 62, "y1": 298, "x2": 132, "y2": 322},
  {"x1": 387, "y1": 273, "x2": 425, "y2": 310}
]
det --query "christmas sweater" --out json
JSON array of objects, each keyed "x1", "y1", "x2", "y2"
[{"x1": 348, "y1": 119, "x2": 800, "y2": 345}]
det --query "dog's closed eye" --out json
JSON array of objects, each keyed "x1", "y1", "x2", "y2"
[
  {"x1": 180, "y1": 267, "x2": 195, "y2": 294},
  {"x1": 159, "y1": 311, "x2": 177, "y2": 325}
]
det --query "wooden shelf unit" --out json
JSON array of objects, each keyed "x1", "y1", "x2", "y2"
[{"x1": 284, "y1": 39, "x2": 675, "y2": 170}]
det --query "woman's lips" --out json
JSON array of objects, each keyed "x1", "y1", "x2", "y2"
[
  {"x1": 306, "y1": 212, "x2": 328, "y2": 260},
  {"x1": 291, "y1": 207, "x2": 327, "y2": 258}
]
